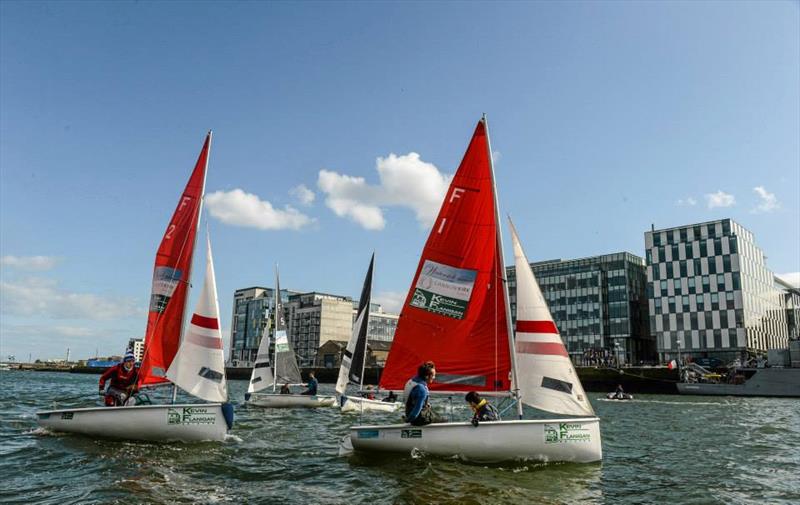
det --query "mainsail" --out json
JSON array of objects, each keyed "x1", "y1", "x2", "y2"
[
  {"x1": 508, "y1": 219, "x2": 594, "y2": 416},
  {"x1": 166, "y1": 234, "x2": 228, "y2": 402},
  {"x1": 139, "y1": 133, "x2": 210, "y2": 386},
  {"x1": 272, "y1": 267, "x2": 303, "y2": 387},
  {"x1": 247, "y1": 311, "x2": 272, "y2": 394},
  {"x1": 379, "y1": 119, "x2": 512, "y2": 393},
  {"x1": 335, "y1": 253, "x2": 374, "y2": 396}
]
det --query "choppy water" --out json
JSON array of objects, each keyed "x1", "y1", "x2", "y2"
[{"x1": 1, "y1": 371, "x2": 798, "y2": 504}]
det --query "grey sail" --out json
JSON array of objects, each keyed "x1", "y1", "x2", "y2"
[
  {"x1": 272, "y1": 267, "x2": 303, "y2": 386},
  {"x1": 335, "y1": 253, "x2": 374, "y2": 396}
]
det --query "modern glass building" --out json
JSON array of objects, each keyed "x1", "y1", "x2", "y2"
[
  {"x1": 507, "y1": 252, "x2": 654, "y2": 365},
  {"x1": 228, "y1": 286, "x2": 292, "y2": 366},
  {"x1": 645, "y1": 218, "x2": 792, "y2": 364}
]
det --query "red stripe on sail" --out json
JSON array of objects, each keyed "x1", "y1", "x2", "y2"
[
  {"x1": 191, "y1": 314, "x2": 219, "y2": 330},
  {"x1": 186, "y1": 332, "x2": 223, "y2": 349},
  {"x1": 516, "y1": 320, "x2": 558, "y2": 334},
  {"x1": 515, "y1": 341, "x2": 569, "y2": 357}
]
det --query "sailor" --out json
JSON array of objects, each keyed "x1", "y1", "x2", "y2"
[
  {"x1": 99, "y1": 353, "x2": 138, "y2": 406},
  {"x1": 382, "y1": 390, "x2": 398, "y2": 403},
  {"x1": 301, "y1": 371, "x2": 318, "y2": 395},
  {"x1": 280, "y1": 383, "x2": 291, "y2": 394},
  {"x1": 403, "y1": 361, "x2": 438, "y2": 426},
  {"x1": 465, "y1": 391, "x2": 500, "y2": 426},
  {"x1": 615, "y1": 384, "x2": 625, "y2": 399}
]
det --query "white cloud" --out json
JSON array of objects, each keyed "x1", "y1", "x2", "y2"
[
  {"x1": 1, "y1": 255, "x2": 59, "y2": 271},
  {"x1": 676, "y1": 197, "x2": 697, "y2": 207},
  {"x1": 777, "y1": 272, "x2": 800, "y2": 288},
  {"x1": 0, "y1": 278, "x2": 141, "y2": 320},
  {"x1": 705, "y1": 190, "x2": 736, "y2": 209},
  {"x1": 289, "y1": 184, "x2": 315, "y2": 206},
  {"x1": 751, "y1": 186, "x2": 779, "y2": 213},
  {"x1": 373, "y1": 291, "x2": 406, "y2": 313},
  {"x1": 206, "y1": 189, "x2": 314, "y2": 230},
  {"x1": 317, "y1": 152, "x2": 451, "y2": 230}
]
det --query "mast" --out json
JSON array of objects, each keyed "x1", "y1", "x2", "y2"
[
  {"x1": 173, "y1": 130, "x2": 211, "y2": 401},
  {"x1": 483, "y1": 114, "x2": 523, "y2": 419},
  {"x1": 272, "y1": 264, "x2": 280, "y2": 393}
]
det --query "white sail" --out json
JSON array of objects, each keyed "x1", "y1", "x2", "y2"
[
  {"x1": 248, "y1": 313, "x2": 273, "y2": 394},
  {"x1": 166, "y1": 235, "x2": 228, "y2": 403},
  {"x1": 509, "y1": 219, "x2": 594, "y2": 416}
]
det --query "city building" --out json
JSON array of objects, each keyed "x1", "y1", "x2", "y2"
[
  {"x1": 228, "y1": 286, "x2": 292, "y2": 366},
  {"x1": 507, "y1": 252, "x2": 654, "y2": 365},
  {"x1": 287, "y1": 292, "x2": 353, "y2": 366},
  {"x1": 314, "y1": 339, "x2": 393, "y2": 369},
  {"x1": 645, "y1": 218, "x2": 792, "y2": 364},
  {"x1": 127, "y1": 338, "x2": 144, "y2": 362},
  {"x1": 359, "y1": 302, "x2": 399, "y2": 343},
  {"x1": 776, "y1": 277, "x2": 800, "y2": 340}
]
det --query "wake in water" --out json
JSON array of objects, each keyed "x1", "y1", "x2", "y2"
[{"x1": 596, "y1": 397, "x2": 733, "y2": 407}]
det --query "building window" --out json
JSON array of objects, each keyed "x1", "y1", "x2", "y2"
[
  {"x1": 668, "y1": 297, "x2": 676, "y2": 312},
  {"x1": 673, "y1": 278, "x2": 681, "y2": 295},
  {"x1": 682, "y1": 296, "x2": 690, "y2": 311}
]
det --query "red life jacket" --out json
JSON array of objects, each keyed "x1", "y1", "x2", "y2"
[{"x1": 99, "y1": 363, "x2": 138, "y2": 391}]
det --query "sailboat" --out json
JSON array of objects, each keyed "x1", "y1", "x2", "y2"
[
  {"x1": 336, "y1": 254, "x2": 402, "y2": 414},
  {"x1": 36, "y1": 133, "x2": 234, "y2": 442},
  {"x1": 244, "y1": 267, "x2": 336, "y2": 408},
  {"x1": 346, "y1": 117, "x2": 602, "y2": 463}
]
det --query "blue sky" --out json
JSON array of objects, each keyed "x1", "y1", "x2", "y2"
[{"x1": 1, "y1": 1, "x2": 798, "y2": 361}]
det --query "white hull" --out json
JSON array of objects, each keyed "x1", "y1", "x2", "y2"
[
  {"x1": 350, "y1": 417, "x2": 602, "y2": 463},
  {"x1": 36, "y1": 403, "x2": 230, "y2": 442},
  {"x1": 340, "y1": 396, "x2": 401, "y2": 413},
  {"x1": 247, "y1": 393, "x2": 336, "y2": 408}
]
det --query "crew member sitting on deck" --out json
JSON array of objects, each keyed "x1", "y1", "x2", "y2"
[
  {"x1": 404, "y1": 361, "x2": 441, "y2": 426},
  {"x1": 301, "y1": 371, "x2": 318, "y2": 395},
  {"x1": 99, "y1": 353, "x2": 138, "y2": 406},
  {"x1": 280, "y1": 383, "x2": 291, "y2": 394},
  {"x1": 382, "y1": 391, "x2": 398, "y2": 403},
  {"x1": 465, "y1": 391, "x2": 500, "y2": 426}
]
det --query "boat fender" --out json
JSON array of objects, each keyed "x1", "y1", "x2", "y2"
[{"x1": 221, "y1": 402, "x2": 235, "y2": 430}]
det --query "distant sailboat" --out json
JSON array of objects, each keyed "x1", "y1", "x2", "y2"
[
  {"x1": 347, "y1": 117, "x2": 602, "y2": 463},
  {"x1": 37, "y1": 133, "x2": 234, "y2": 442},
  {"x1": 245, "y1": 267, "x2": 335, "y2": 409},
  {"x1": 336, "y1": 254, "x2": 401, "y2": 413}
]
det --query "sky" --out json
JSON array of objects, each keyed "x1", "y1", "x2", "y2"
[{"x1": 1, "y1": 1, "x2": 798, "y2": 361}]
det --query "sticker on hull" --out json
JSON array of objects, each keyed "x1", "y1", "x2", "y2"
[
  {"x1": 544, "y1": 423, "x2": 591, "y2": 444},
  {"x1": 167, "y1": 407, "x2": 216, "y2": 426},
  {"x1": 401, "y1": 429, "x2": 422, "y2": 439}
]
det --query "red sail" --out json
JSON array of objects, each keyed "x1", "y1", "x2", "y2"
[
  {"x1": 138, "y1": 133, "x2": 210, "y2": 386},
  {"x1": 380, "y1": 120, "x2": 511, "y2": 393}
]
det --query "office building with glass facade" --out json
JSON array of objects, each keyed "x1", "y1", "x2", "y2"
[
  {"x1": 645, "y1": 218, "x2": 792, "y2": 364},
  {"x1": 228, "y1": 286, "x2": 293, "y2": 366},
  {"x1": 507, "y1": 252, "x2": 654, "y2": 365}
]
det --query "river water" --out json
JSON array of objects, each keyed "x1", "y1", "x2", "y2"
[{"x1": 1, "y1": 371, "x2": 798, "y2": 504}]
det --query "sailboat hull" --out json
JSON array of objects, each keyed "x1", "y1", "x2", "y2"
[
  {"x1": 246, "y1": 393, "x2": 336, "y2": 408},
  {"x1": 340, "y1": 396, "x2": 402, "y2": 413},
  {"x1": 36, "y1": 403, "x2": 229, "y2": 442},
  {"x1": 349, "y1": 417, "x2": 602, "y2": 463}
]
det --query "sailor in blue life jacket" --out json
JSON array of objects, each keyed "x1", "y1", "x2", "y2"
[
  {"x1": 99, "y1": 353, "x2": 138, "y2": 406},
  {"x1": 465, "y1": 391, "x2": 500, "y2": 427},
  {"x1": 301, "y1": 371, "x2": 318, "y2": 395},
  {"x1": 404, "y1": 361, "x2": 442, "y2": 426}
]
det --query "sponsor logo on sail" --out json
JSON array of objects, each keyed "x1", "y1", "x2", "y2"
[
  {"x1": 149, "y1": 266, "x2": 183, "y2": 313},
  {"x1": 409, "y1": 260, "x2": 477, "y2": 320},
  {"x1": 544, "y1": 423, "x2": 591, "y2": 444},
  {"x1": 167, "y1": 407, "x2": 216, "y2": 426}
]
